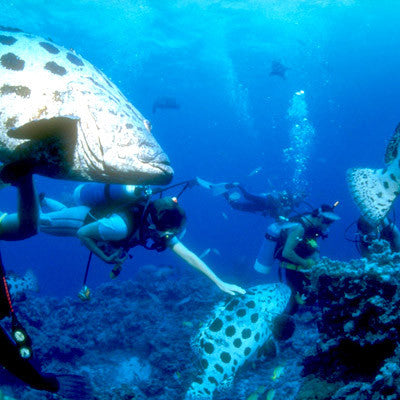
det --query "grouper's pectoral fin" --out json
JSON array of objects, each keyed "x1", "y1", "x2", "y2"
[{"x1": 6, "y1": 116, "x2": 79, "y2": 178}]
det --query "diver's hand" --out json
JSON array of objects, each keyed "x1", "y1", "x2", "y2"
[
  {"x1": 114, "y1": 252, "x2": 129, "y2": 265},
  {"x1": 217, "y1": 281, "x2": 246, "y2": 296},
  {"x1": 104, "y1": 248, "x2": 124, "y2": 264}
]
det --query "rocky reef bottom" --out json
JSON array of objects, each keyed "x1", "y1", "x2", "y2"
[
  {"x1": 1, "y1": 241, "x2": 400, "y2": 400},
  {"x1": 299, "y1": 241, "x2": 400, "y2": 400}
]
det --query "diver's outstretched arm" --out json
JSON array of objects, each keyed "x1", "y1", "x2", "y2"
[
  {"x1": 0, "y1": 173, "x2": 38, "y2": 241},
  {"x1": 170, "y1": 240, "x2": 246, "y2": 296}
]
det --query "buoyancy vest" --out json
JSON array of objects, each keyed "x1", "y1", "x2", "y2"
[
  {"x1": 84, "y1": 202, "x2": 171, "y2": 253},
  {"x1": 273, "y1": 217, "x2": 321, "y2": 264}
]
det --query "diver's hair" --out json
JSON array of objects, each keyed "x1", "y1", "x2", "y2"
[{"x1": 148, "y1": 197, "x2": 186, "y2": 232}]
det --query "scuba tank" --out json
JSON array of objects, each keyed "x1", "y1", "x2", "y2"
[
  {"x1": 73, "y1": 183, "x2": 149, "y2": 208},
  {"x1": 253, "y1": 219, "x2": 299, "y2": 276}
]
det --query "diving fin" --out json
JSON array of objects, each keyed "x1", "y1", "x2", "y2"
[{"x1": 195, "y1": 177, "x2": 231, "y2": 196}]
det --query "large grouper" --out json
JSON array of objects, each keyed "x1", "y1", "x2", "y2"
[
  {"x1": 0, "y1": 26, "x2": 173, "y2": 184},
  {"x1": 186, "y1": 283, "x2": 293, "y2": 399},
  {"x1": 347, "y1": 123, "x2": 400, "y2": 224}
]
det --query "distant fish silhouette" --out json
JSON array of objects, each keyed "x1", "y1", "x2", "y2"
[
  {"x1": 248, "y1": 166, "x2": 262, "y2": 177},
  {"x1": 270, "y1": 60, "x2": 289, "y2": 79},
  {"x1": 152, "y1": 97, "x2": 180, "y2": 113}
]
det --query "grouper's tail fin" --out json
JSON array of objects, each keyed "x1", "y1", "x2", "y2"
[{"x1": 347, "y1": 167, "x2": 400, "y2": 224}]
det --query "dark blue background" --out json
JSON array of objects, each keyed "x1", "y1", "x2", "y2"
[{"x1": 1, "y1": 1, "x2": 399, "y2": 296}]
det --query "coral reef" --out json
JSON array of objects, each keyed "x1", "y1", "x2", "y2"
[
  {"x1": 5, "y1": 243, "x2": 400, "y2": 400},
  {"x1": 0, "y1": 264, "x2": 311, "y2": 400},
  {"x1": 301, "y1": 241, "x2": 400, "y2": 399}
]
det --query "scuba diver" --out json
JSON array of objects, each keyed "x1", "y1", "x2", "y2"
[
  {"x1": 39, "y1": 182, "x2": 246, "y2": 297},
  {"x1": 355, "y1": 216, "x2": 400, "y2": 258},
  {"x1": 0, "y1": 161, "x2": 91, "y2": 399},
  {"x1": 223, "y1": 184, "x2": 301, "y2": 219},
  {"x1": 195, "y1": 178, "x2": 303, "y2": 219},
  {"x1": 261, "y1": 203, "x2": 340, "y2": 307}
]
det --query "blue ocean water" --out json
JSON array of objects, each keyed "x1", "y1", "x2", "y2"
[
  {"x1": 0, "y1": 2, "x2": 400, "y2": 398},
  {"x1": 0, "y1": 0, "x2": 397, "y2": 297}
]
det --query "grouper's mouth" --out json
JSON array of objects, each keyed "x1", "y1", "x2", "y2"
[
  {"x1": 137, "y1": 150, "x2": 174, "y2": 185},
  {"x1": 148, "y1": 157, "x2": 174, "y2": 185}
]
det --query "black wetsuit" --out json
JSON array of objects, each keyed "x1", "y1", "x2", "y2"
[{"x1": 224, "y1": 186, "x2": 289, "y2": 218}]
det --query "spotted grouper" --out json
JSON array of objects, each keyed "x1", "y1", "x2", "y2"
[
  {"x1": 186, "y1": 283, "x2": 292, "y2": 399},
  {"x1": 347, "y1": 122, "x2": 400, "y2": 224},
  {"x1": 0, "y1": 26, "x2": 172, "y2": 184}
]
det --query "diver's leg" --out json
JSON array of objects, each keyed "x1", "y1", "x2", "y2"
[
  {"x1": 39, "y1": 206, "x2": 90, "y2": 236},
  {"x1": 283, "y1": 269, "x2": 304, "y2": 314},
  {"x1": 40, "y1": 197, "x2": 67, "y2": 212}
]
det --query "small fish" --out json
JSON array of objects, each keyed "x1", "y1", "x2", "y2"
[
  {"x1": 266, "y1": 389, "x2": 276, "y2": 400},
  {"x1": 271, "y1": 366, "x2": 284, "y2": 381},
  {"x1": 182, "y1": 321, "x2": 194, "y2": 328},
  {"x1": 6, "y1": 270, "x2": 39, "y2": 301},
  {"x1": 176, "y1": 296, "x2": 191, "y2": 307},
  {"x1": 146, "y1": 290, "x2": 161, "y2": 303},
  {"x1": 222, "y1": 212, "x2": 228, "y2": 220},
  {"x1": 199, "y1": 248, "x2": 211, "y2": 259},
  {"x1": 248, "y1": 167, "x2": 262, "y2": 177},
  {"x1": 173, "y1": 370, "x2": 182, "y2": 381}
]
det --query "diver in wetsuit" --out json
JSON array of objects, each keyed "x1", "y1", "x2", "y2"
[
  {"x1": 0, "y1": 162, "x2": 91, "y2": 399},
  {"x1": 356, "y1": 216, "x2": 400, "y2": 258},
  {"x1": 39, "y1": 183, "x2": 246, "y2": 296},
  {"x1": 195, "y1": 178, "x2": 302, "y2": 219},
  {"x1": 272, "y1": 204, "x2": 340, "y2": 307},
  {"x1": 223, "y1": 183, "x2": 300, "y2": 219}
]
